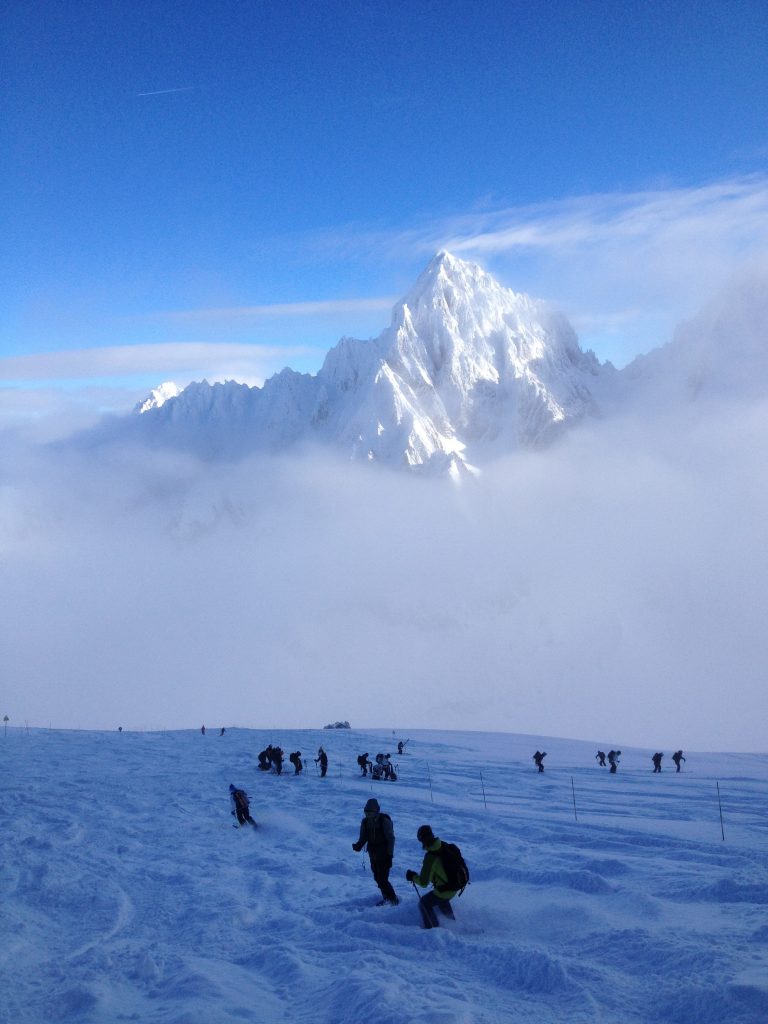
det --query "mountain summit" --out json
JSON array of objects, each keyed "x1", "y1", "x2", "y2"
[{"x1": 124, "y1": 253, "x2": 604, "y2": 472}]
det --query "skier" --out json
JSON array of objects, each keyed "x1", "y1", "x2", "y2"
[
  {"x1": 533, "y1": 751, "x2": 547, "y2": 773},
  {"x1": 607, "y1": 750, "x2": 621, "y2": 774},
  {"x1": 352, "y1": 798, "x2": 399, "y2": 906},
  {"x1": 257, "y1": 747, "x2": 272, "y2": 771},
  {"x1": 596, "y1": 750, "x2": 607, "y2": 767},
  {"x1": 405, "y1": 825, "x2": 457, "y2": 929},
  {"x1": 272, "y1": 747, "x2": 284, "y2": 775},
  {"x1": 357, "y1": 753, "x2": 371, "y2": 777},
  {"x1": 672, "y1": 750, "x2": 686, "y2": 772},
  {"x1": 397, "y1": 741, "x2": 404, "y2": 755},
  {"x1": 652, "y1": 752, "x2": 663, "y2": 773},
  {"x1": 315, "y1": 747, "x2": 328, "y2": 777},
  {"x1": 219, "y1": 727, "x2": 226, "y2": 737},
  {"x1": 289, "y1": 751, "x2": 303, "y2": 775},
  {"x1": 201, "y1": 725, "x2": 206, "y2": 735},
  {"x1": 229, "y1": 784, "x2": 257, "y2": 828}
]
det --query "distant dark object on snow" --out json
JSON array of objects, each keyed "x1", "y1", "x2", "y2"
[{"x1": 324, "y1": 721, "x2": 351, "y2": 730}]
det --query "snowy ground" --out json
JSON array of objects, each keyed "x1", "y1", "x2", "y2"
[{"x1": 1, "y1": 727, "x2": 766, "y2": 1024}]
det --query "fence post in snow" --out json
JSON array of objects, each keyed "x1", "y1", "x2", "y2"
[
  {"x1": 480, "y1": 770, "x2": 487, "y2": 810},
  {"x1": 716, "y1": 781, "x2": 725, "y2": 841},
  {"x1": 571, "y1": 777, "x2": 578, "y2": 822}
]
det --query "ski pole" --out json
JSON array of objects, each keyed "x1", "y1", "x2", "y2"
[{"x1": 411, "y1": 880, "x2": 435, "y2": 928}]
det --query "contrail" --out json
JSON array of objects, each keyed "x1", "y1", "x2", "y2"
[{"x1": 136, "y1": 86, "x2": 196, "y2": 97}]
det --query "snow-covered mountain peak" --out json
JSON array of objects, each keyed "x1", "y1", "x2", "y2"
[{"x1": 120, "y1": 254, "x2": 608, "y2": 470}]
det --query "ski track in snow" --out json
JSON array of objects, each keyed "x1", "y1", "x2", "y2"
[{"x1": 1, "y1": 728, "x2": 767, "y2": 1024}]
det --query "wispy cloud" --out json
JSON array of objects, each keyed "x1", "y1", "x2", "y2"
[
  {"x1": 0, "y1": 342, "x2": 315, "y2": 385},
  {"x1": 136, "y1": 86, "x2": 196, "y2": 98},
  {"x1": 140, "y1": 296, "x2": 396, "y2": 327},
  {"x1": 303, "y1": 174, "x2": 768, "y2": 363},
  {"x1": 326, "y1": 174, "x2": 768, "y2": 265}
]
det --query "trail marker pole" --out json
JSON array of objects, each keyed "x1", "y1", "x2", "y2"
[
  {"x1": 426, "y1": 762, "x2": 434, "y2": 804},
  {"x1": 716, "y1": 781, "x2": 725, "y2": 841},
  {"x1": 571, "y1": 777, "x2": 578, "y2": 822},
  {"x1": 3, "y1": 715, "x2": 8, "y2": 738},
  {"x1": 480, "y1": 770, "x2": 488, "y2": 810}
]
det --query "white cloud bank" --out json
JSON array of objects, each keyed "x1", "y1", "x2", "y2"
[{"x1": 1, "y1": 386, "x2": 766, "y2": 751}]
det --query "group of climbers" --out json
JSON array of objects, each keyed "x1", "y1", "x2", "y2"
[{"x1": 258, "y1": 745, "x2": 328, "y2": 776}]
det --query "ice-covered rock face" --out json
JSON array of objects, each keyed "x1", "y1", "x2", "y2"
[
  {"x1": 135, "y1": 381, "x2": 183, "y2": 414},
  {"x1": 129, "y1": 253, "x2": 605, "y2": 470}
]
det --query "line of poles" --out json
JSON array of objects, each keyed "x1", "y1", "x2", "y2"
[{"x1": 418, "y1": 761, "x2": 728, "y2": 841}]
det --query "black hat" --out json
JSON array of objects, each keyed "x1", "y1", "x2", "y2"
[{"x1": 417, "y1": 824, "x2": 435, "y2": 847}]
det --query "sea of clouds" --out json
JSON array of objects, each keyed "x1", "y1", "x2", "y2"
[{"x1": 2, "y1": 370, "x2": 766, "y2": 752}]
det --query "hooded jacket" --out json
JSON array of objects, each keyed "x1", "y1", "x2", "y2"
[{"x1": 353, "y1": 809, "x2": 394, "y2": 861}]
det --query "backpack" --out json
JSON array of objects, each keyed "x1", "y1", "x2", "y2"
[{"x1": 434, "y1": 842, "x2": 470, "y2": 896}]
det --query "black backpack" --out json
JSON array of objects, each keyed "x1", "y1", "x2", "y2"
[{"x1": 434, "y1": 842, "x2": 470, "y2": 896}]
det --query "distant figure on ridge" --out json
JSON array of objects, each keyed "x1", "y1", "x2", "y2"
[
  {"x1": 672, "y1": 750, "x2": 686, "y2": 772},
  {"x1": 352, "y1": 798, "x2": 399, "y2": 906},
  {"x1": 315, "y1": 747, "x2": 328, "y2": 777},
  {"x1": 533, "y1": 751, "x2": 547, "y2": 773},
  {"x1": 607, "y1": 750, "x2": 621, "y2": 774},
  {"x1": 219, "y1": 727, "x2": 226, "y2": 737},
  {"x1": 652, "y1": 752, "x2": 663, "y2": 773},
  {"x1": 596, "y1": 750, "x2": 607, "y2": 767},
  {"x1": 201, "y1": 725, "x2": 206, "y2": 735},
  {"x1": 229, "y1": 784, "x2": 257, "y2": 828}
]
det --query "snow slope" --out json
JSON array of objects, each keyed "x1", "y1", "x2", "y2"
[{"x1": 2, "y1": 727, "x2": 767, "y2": 1024}]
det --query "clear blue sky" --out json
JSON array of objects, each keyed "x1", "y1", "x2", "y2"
[{"x1": 2, "y1": 0, "x2": 767, "y2": 425}]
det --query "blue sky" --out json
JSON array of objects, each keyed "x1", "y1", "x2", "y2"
[{"x1": 2, "y1": 0, "x2": 767, "y2": 429}]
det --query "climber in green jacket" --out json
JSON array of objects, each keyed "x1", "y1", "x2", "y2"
[{"x1": 405, "y1": 824, "x2": 457, "y2": 928}]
